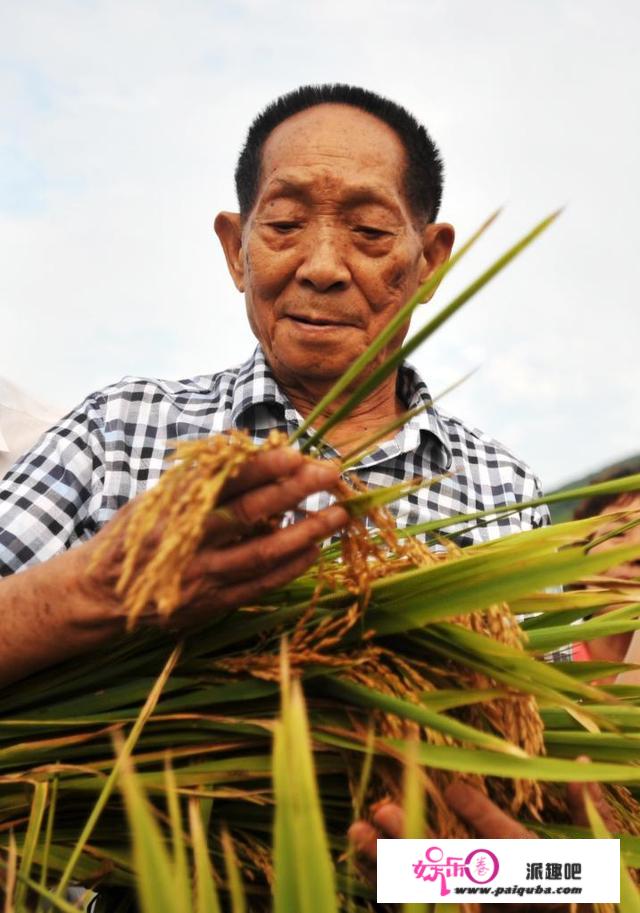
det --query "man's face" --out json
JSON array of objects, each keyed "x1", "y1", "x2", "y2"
[{"x1": 217, "y1": 104, "x2": 453, "y2": 388}]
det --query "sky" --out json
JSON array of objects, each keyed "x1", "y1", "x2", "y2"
[{"x1": 1, "y1": 0, "x2": 638, "y2": 489}]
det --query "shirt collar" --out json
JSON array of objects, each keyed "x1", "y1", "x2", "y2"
[
  {"x1": 396, "y1": 360, "x2": 453, "y2": 470},
  {"x1": 229, "y1": 345, "x2": 453, "y2": 469},
  {"x1": 230, "y1": 346, "x2": 297, "y2": 430}
]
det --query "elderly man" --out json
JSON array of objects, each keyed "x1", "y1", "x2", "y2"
[
  {"x1": 0, "y1": 85, "x2": 548, "y2": 690},
  {"x1": 1, "y1": 86, "x2": 617, "y2": 904}
]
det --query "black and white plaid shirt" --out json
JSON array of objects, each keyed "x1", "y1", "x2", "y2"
[{"x1": 0, "y1": 345, "x2": 549, "y2": 577}]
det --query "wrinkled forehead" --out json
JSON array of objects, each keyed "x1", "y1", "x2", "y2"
[
  {"x1": 257, "y1": 103, "x2": 409, "y2": 205},
  {"x1": 257, "y1": 170, "x2": 406, "y2": 218}
]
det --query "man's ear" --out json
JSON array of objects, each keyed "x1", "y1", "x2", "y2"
[
  {"x1": 214, "y1": 211, "x2": 245, "y2": 292},
  {"x1": 418, "y1": 222, "x2": 455, "y2": 301}
]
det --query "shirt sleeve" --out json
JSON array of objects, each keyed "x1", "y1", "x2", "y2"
[
  {"x1": 530, "y1": 473, "x2": 551, "y2": 529},
  {"x1": 0, "y1": 393, "x2": 106, "y2": 575},
  {"x1": 514, "y1": 467, "x2": 550, "y2": 532}
]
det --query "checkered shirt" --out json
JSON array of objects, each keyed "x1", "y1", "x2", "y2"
[
  {"x1": 1, "y1": 346, "x2": 571, "y2": 659},
  {"x1": 0, "y1": 344, "x2": 550, "y2": 575},
  {"x1": 0, "y1": 347, "x2": 549, "y2": 564}
]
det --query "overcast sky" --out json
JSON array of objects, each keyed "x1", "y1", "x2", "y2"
[{"x1": 1, "y1": 0, "x2": 638, "y2": 488}]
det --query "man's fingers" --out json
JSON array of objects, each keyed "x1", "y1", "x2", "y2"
[
  {"x1": 175, "y1": 545, "x2": 320, "y2": 626},
  {"x1": 218, "y1": 448, "x2": 305, "y2": 500},
  {"x1": 207, "y1": 461, "x2": 344, "y2": 539},
  {"x1": 190, "y1": 504, "x2": 347, "y2": 581},
  {"x1": 372, "y1": 801, "x2": 404, "y2": 838},
  {"x1": 566, "y1": 758, "x2": 619, "y2": 832},
  {"x1": 207, "y1": 545, "x2": 320, "y2": 610},
  {"x1": 445, "y1": 782, "x2": 535, "y2": 839}
]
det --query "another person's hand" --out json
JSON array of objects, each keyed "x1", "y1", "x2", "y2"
[
  {"x1": 349, "y1": 772, "x2": 618, "y2": 912},
  {"x1": 71, "y1": 447, "x2": 349, "y2": 630},
  {"x1": 348, "y1": 783, "x2": 533, "y2": 885}
]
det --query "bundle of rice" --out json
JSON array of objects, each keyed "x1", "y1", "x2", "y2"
[{"x1": 2, "y1": 431, "x2": 640, "y2": 912}]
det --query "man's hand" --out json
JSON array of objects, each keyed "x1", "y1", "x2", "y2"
[
  {"x1": 79, "y1": 447, "x2": 349, "y2": 628},
  {"x1": 0, "y1": 447, "x2": 348, "y2": 685}
]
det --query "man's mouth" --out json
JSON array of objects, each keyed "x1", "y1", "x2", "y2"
[{"x1": 284, "y1": 313, "x2": 358, "y2": 328}]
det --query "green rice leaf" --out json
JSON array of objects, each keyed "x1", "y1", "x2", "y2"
[
  {"x1": 402, "y1": 740, "x2": 428, "y2": 913},
  {"x1": 367, "y1": 538, "x2": 640, "y2": 636},
  {"x1": 8, "y1": 873, "x2": 83, "y2": 913},
  {"x1": 117, "y1": 747, "x2": 184, "y2": 913},
  {"x1": 189, "y1": 797, "x2": 222, "y2": 913},
  {"x1": 54, "y1": 643, "x2": 181, "y2": 899},
  {"x1": 273, "y1": 658, "x2": 338, "y2": 913},
  {"x1": 527, "y1": 617, "x2": 640, "y2": 655},
  {"x1": 325, "y1": 679, "x2": 528, "y2": 757},
  {"x1": 541, "y1": 704, "x2": 640, "y2": 731},
  {"x1": 342, "y1": 475, "x2": 447, "y2": 518},
  {"x1": 549, "y1": 661, "x2": 639, "y2": 681},
  {"x1": 411, "y1": 624, "x2": 609, "y2": 706},
  {"x1": 515, "y1": 588, "x2": 640, "y2": 626},
  {"x1": 221, "y1": 828, "x2": 247, "y2": 913},
  {"x1": 403, "y1": 475, "x2": 640, "y2": 541},
  {"x1": 164, "y1": 760, "x2": 190, "y2": 909},
  {"x1": 37, "y1": 774, "x2": 58, "y2": 902},
  {"x1": 386, "y1": 739, "x2": 640, "y2": 783},
  {"x1": 14, "y1": 780, "x2": 48, "y2": 910},
  {"x1": 418, "y1": 688, "x2": 507, "y2": 711}
]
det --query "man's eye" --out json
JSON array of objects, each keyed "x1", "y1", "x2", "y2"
[
  {"x1": 355, "y1": 225, "x2": 390, "y2": 239},
  {"x1": 268, "y1": 221, "x2": 301, "y2": 233}
]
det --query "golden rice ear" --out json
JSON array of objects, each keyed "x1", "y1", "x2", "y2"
[{"x1": 92, "y1": 429, "x2": 290, "y2": 628}]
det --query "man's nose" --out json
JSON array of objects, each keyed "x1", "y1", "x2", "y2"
[{"x1": 295, "y1": 229, "x2": 351, "y2": 292}]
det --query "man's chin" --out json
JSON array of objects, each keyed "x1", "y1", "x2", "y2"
[
  {"x1": 267, "y1": 330, "x2": 366, "y2": 385},
  {"x1": 269, "y1": 347, "x2": 357, "y2": 388},
  {"x1": 275, "y1": 356, "x2": 352, "y2": 385}
]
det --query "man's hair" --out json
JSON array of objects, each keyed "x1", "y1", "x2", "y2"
[
  {"x1": 574, "y1": 459, "x2": 640, "y2": 520},
  {"x1": 235, "y1": 84, "x2": 444, "y2": 225}
]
